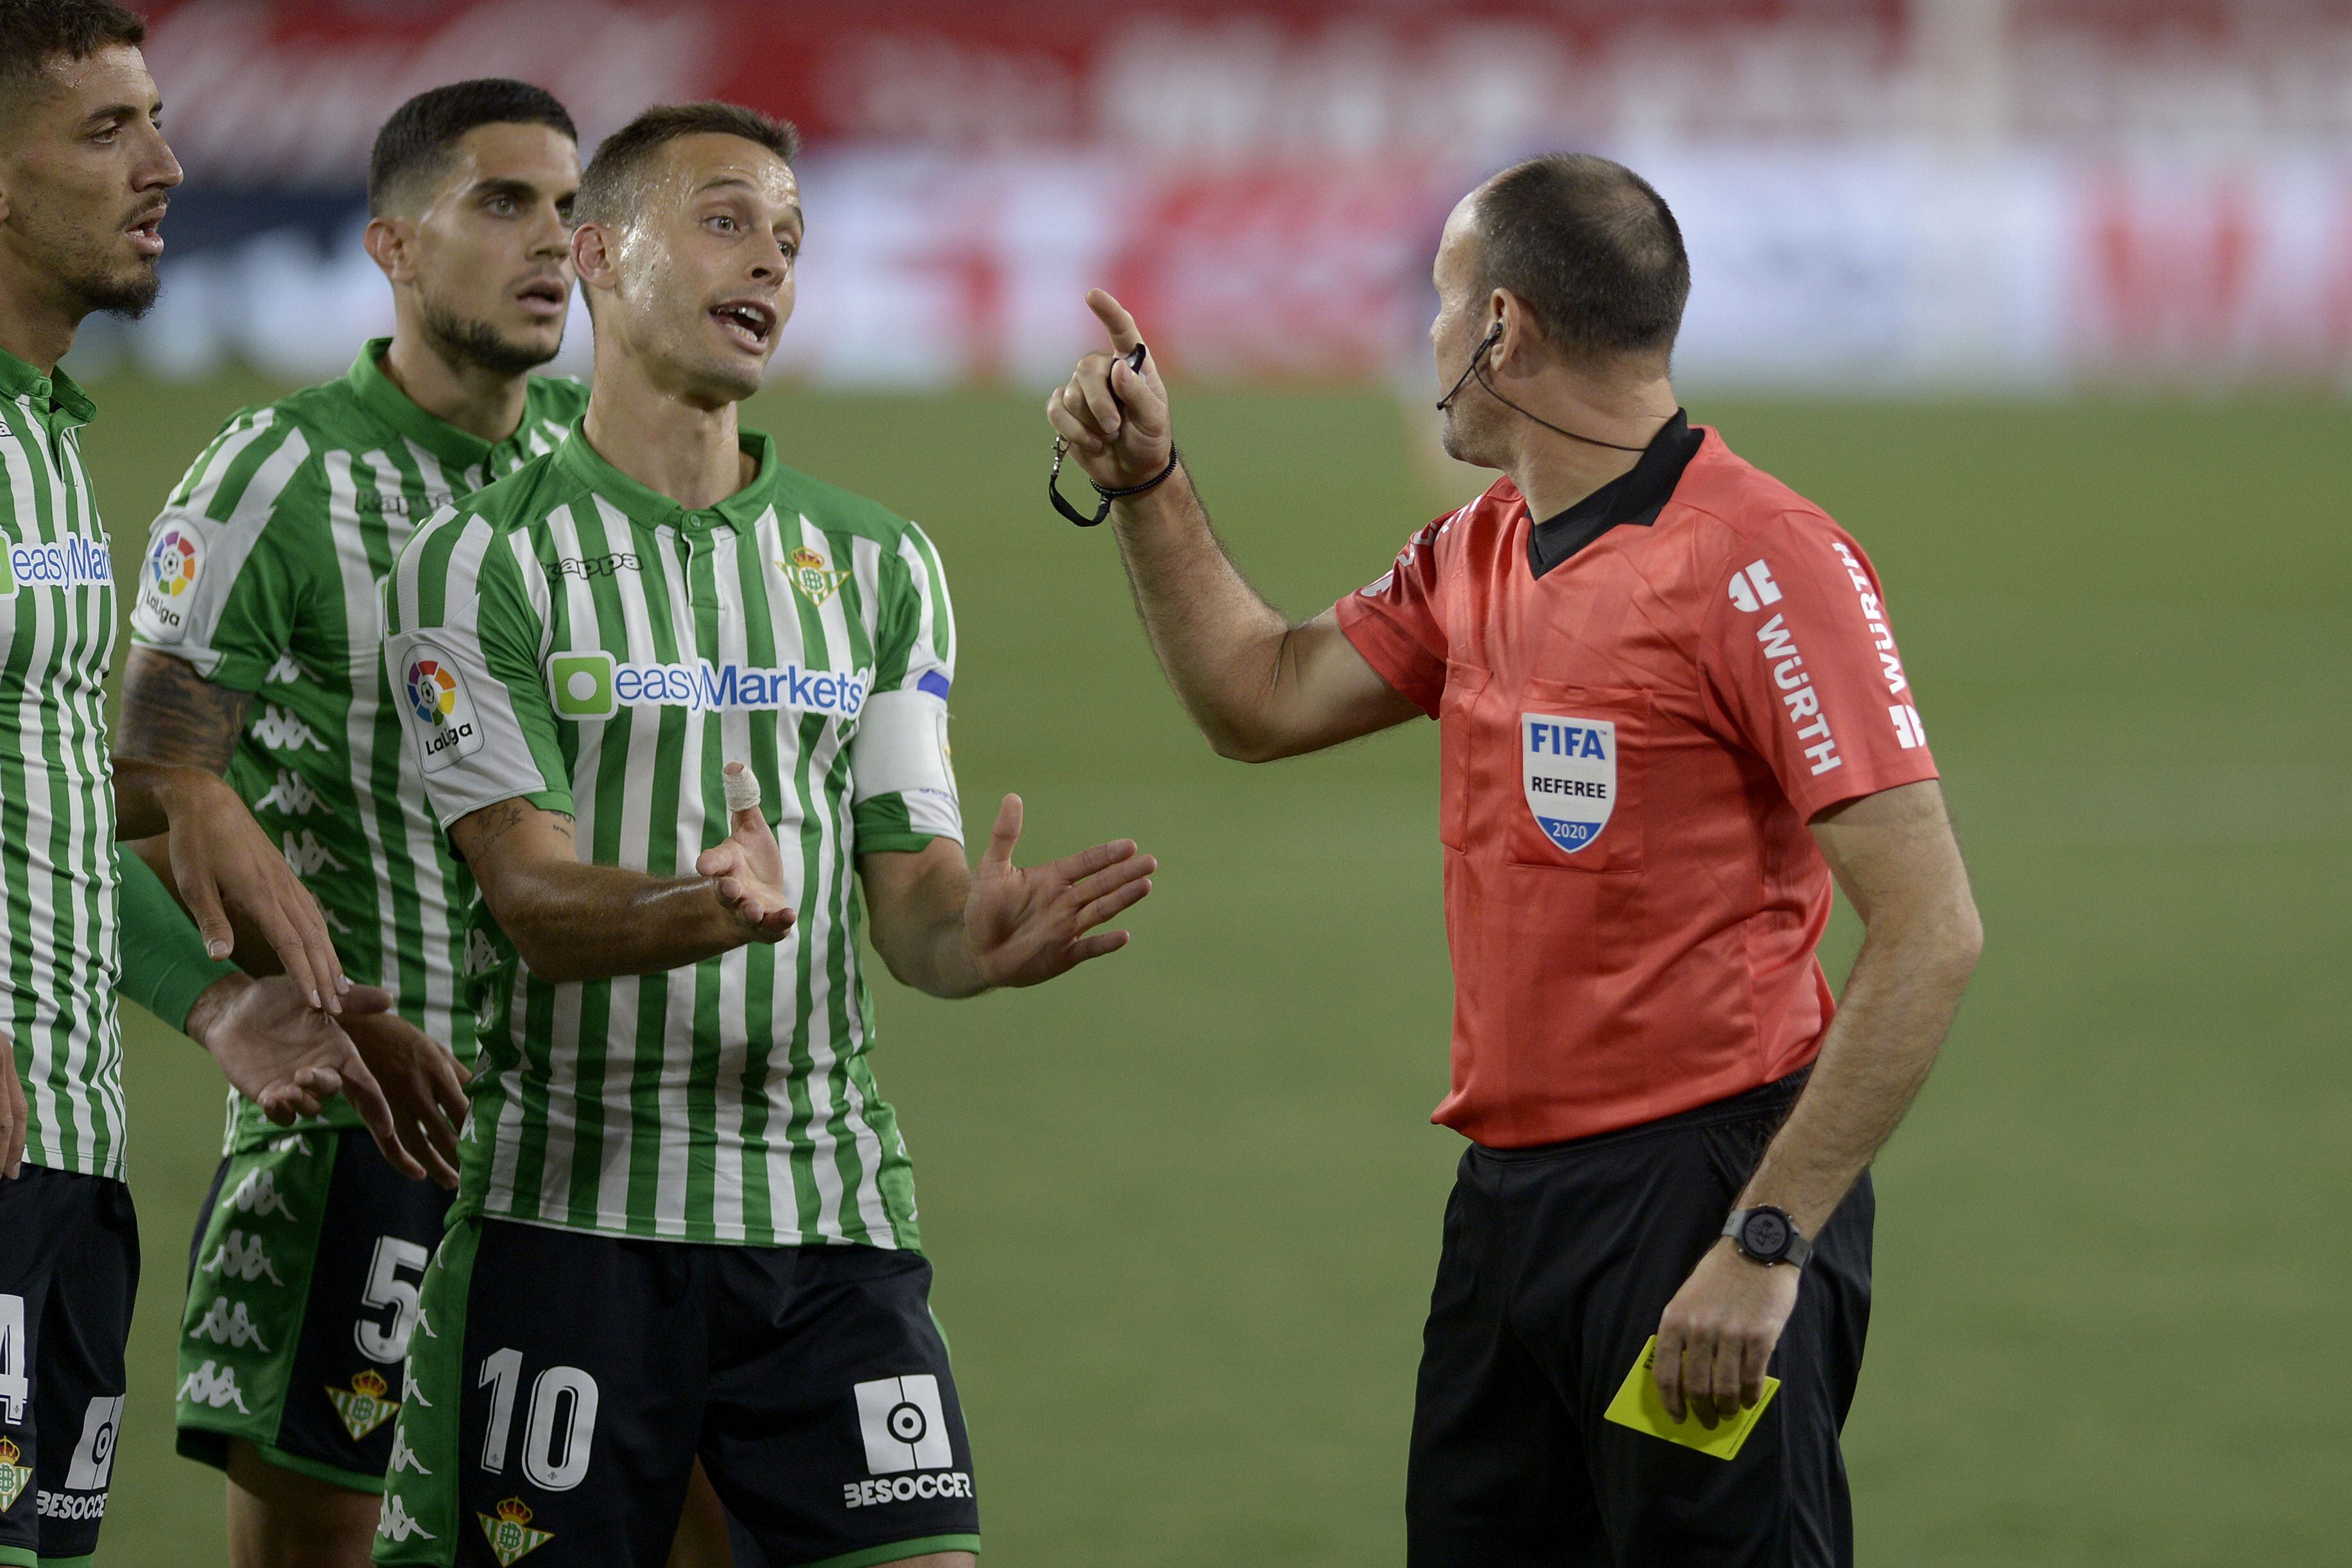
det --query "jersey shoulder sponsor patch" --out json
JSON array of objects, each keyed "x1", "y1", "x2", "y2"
[{"x1": 401, "y1": 644, "x2": 485, "y2": 772}]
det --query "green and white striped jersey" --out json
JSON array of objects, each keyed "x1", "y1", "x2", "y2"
[
  {"x1": 0, "y1": 347, "x2": 123, "y2": 1180},
  {"x1": 383, "y1": 426, "x2": 962, "y2": 1248},
  {"x1": 130, "y1": 340, "x2": 586, "y2": 1151}
]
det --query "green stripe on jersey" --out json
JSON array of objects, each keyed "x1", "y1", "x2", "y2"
[
  {"x1": 130, "y1": 340, "x2": 586, "y2": 1150},
  {"x1": 382, "y1": 426, "x2": 960, "y2": 1248},
  {"x1": 0, "y1": 347, "x2": 123, "y2": 1179}
]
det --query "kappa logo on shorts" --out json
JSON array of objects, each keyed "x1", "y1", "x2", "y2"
[
  {"x1": 1521, "y1": 714, "x2": 1616, "y2": 854},
  {"x1": 178, "y1": 1360, "x2": 252, "y2": 1413},
  {"x1": 479, "y1": 1497, "x2": 554, "y2": 1564},
  {"x1": 0, "y1": 1438, "x2": 30, "y2": 1512},
  {"x1": 377, "y1": 1494, "x2": 437, "y2": 1543},
  {"x1": 227, "y1": 1166, "x2": 296, "y2": 1222},
  {"x1": 389, "y1": 1422, "x2": 431, "y2": 1476},
  {"x1": 327, "y1": 1369, "x2": 400, "y2": 1442},
  {"x1": 188, "y1": 1297, "x2": 272, "y2": 1350},
  {"x1": 200, "y1": 1229, "x2": 287, "y2": 1286}
]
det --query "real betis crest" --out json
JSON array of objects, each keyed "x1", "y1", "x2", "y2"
[
  {"x1": 782, "y1": 544, "x2": 849, "y2": 607},
  {"x1": 479, "y1": 1497, "x2": 555, "y2": 1564},
  {"x1": 326, "y1": 1368, "x2": 399, "y2": 1442},
  {"x1": 0, "y1": 1437, "x2": 29, "y2": 1512}
]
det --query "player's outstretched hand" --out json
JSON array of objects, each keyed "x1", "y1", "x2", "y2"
[
  {"x1": 696, "y1": 762, "x2": 796, "y2": 943},
  {"x1": 186, "y1": 976, "x2": 419, "y2": 1178},
  {"x1": 1046, "y1": 289, "x2": 1175, "y2": 492},
  {"x1": 162, "y1": 767, "x2": 349, "y2": 1012},
  {"x1": 343, "y1": 1012, "x2": 472, "y2": 1189},
  {"x1": 965, "y1": 794, "x2": 1155, "y2": 988},
  {"x1": 1, "y1": 1026, "x2": 24, "y2": 1179}
]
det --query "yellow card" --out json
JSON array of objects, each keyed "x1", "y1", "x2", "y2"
[{"x1": 1602, "y1": 1335, "x2": 1778, "y2": 1461}]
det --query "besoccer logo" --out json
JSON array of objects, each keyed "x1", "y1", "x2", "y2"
[
  {"x1": 147, "y1": 526, "x2": 200, "y2": 596},
  {"x1": 843, "y1": 1374, "x2": 973, "y2": 1509},
  {"x1": 406, "y1": 659, "x2": 458, "y2": 726}
]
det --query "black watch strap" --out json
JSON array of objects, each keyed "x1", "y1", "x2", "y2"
[{"x1": 1722, "y1": 1205, "x2": 1812, "y2": 1268}]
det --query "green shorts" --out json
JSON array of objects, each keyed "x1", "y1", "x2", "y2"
[{"x1": 177, "y1": 1128, "x2": 451, "y2": 1493}]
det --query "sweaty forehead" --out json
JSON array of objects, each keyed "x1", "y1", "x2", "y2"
[
  {"x1": 17, "y1": 43, "x2": 157, "y2": 121},
  {"x1": 654, "y1": 134, "x2": 798, "y2": 208}
]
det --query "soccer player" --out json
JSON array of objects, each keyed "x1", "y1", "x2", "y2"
[
  {"x1": 1048, "y1": 155, "x2": 1984, "y2": 1565},
  {"x1": 0, "y1": 5, "x2": 422, "y2": 1563},
  {"x1": 114, "y1": 78, "x2": 598, "y2": 1567},
  {"x1": 372, "y1": 103, "x2": 1155, "y2": 1567}
]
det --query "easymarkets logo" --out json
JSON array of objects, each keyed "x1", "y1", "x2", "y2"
[
  {"x1": 549, "y1": 651, "x2": 869, "y2": 721},
  {"x1": 1, "y1": 535, "x2": 114, "y2": 596}
]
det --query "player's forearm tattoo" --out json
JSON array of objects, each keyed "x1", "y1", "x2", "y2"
[
  {"x1": 454, "y1": 797, "x2": 573, "y2": 863},
  {"x1": 117, "y1": 647, "x2": 252, "y2": 775}
]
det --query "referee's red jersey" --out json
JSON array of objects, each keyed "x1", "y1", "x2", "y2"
[{"x1": 1334, "y1": 414, "x2": 1939, "y2": 1148}]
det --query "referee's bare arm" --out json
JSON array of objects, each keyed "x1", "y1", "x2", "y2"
[
  {"x1": 1048, "y1": 290, "x2": 1422, "y2": 761},
  {"x1": 1654, "y1": 778, "x2": 1982, "y2": 1427}
]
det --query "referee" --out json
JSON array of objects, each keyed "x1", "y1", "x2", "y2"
[{"x1": 1047, "y1": 153, "x2": 1982, "y2": 1565}]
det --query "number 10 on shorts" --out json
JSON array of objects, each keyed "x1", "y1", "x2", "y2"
[{"x1": 852, "y1": 1375, "x2": 951, "y2": 1474}]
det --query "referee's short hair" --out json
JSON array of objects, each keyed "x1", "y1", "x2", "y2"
[
  {"x1": 0, "y1": 0, "x2": 146, "y2": 122},
  {"x1": 1473, "y1": 153, "x2": 1690, "y2": 364},
  {"x1": 368, "y1": 79, "x2": 578, "y2": 217},
  {"x1": 573, "y1": 101, "x2": 799, "y2": 231}
]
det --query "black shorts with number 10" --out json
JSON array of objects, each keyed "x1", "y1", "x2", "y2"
[{"x1": 373, "y1": 1216, "x2": 978, "y2": 1568}]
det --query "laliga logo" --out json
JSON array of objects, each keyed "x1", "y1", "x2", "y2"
[
  {"x1": 148, "y1": 528, "x2": 198, "y2": 596},
  {"x1": 406, "y1": 659, "x2": 458, "y2": 726}
]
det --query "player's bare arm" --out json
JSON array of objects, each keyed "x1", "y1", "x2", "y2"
[
  {"x1": 860, "y1": 794, "x2": 1156, "y2": 999},
  {"x1": 1654, "y1": 779, "x2": 1981, "y2": 1426},
  {"x1": 1048, "y1": 289, "x2": 1421, "y2": 761},
  {"x1": 119, "y1": 648, "x2": 472, "y2": 1184},
  {"x1": 451, "y1": 784, "x2": 794, "y2": 985},
  {"x1": 0, "y1": 1027, "x2": 22, "y2": 1179},
  {"x1": 114, "y1": 652, "x2": 347, "y2": 1010}
]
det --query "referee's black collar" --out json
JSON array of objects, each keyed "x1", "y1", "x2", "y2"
[{"x1": 1526, "y1": 409, "x2": 1702, "y2": 578}]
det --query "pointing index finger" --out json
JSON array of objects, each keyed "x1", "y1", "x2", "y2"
[{"x1": 1086, "y1": 288, "x2": 1143, "y2": 354}]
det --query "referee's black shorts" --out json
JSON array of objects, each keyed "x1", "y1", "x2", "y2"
[{"x1": 1406, "y1": 1070, "x2": 1872, "y2": 1568}]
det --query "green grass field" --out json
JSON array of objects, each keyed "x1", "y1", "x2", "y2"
[{"x1": 74, "y1": 375, "x2": 2348, "y2": 1565}]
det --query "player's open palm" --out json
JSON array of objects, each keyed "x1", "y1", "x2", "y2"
[
  {"x1": 965, "y1": 794, "x2": 1155, "y2": 988},
  {"x1": 697, "y1": 762, "x2": 796, "y2": 943},
  {"x1": 344, "y1": 1011, "x2": 472, "y2": 1190}
]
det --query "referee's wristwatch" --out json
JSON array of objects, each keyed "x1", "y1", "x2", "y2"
[{"x1": 1722, "y1": 1205, "x2": 1812, "y2": 1268}]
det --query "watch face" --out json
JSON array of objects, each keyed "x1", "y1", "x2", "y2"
[{"x1": 1741, "y1": 1209, "x2": 1791, "y2": 1259}]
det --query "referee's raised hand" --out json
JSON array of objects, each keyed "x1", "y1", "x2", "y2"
[{"x1": 1048, "y1": 289, "x2": 1174, "y2": 491}]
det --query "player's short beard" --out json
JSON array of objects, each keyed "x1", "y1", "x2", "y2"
[
  {"x1": 420, "y1": 298, "x2": 558, "y2": 378},
  {"x1": 76, "y1": 263, "x2": 160, "y2": 320}
]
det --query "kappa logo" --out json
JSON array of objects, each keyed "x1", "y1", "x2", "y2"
[
  {"x1": 549, "y1": 551, "x2": 639, "y2": 581},
  {"x1": 281, "y1": 830, "x2": 347, "y2": 876},
  {"x1": 264, "y1": 651, "x2": 304, "y2": 684},
  {"x1": 0, "y1": 1438, "x2": 30, "y2": 1512},
  {"x1": 227, "y1": 1167, "x2": 295, "y2": 1221},
  {"x1": 389, "y1": 1422, "x2": 431, "y2": 1476},
  {"x1": 327, "y1": 1370, "x2": 400, "y2": 1442},
  {"x1": 401, "y1": 1363, "x2": 433, "y2": 1408},
  {"x1": 178, "y1": 1360, "x2": 252, "y2": 1413},
  {"x1": 782, "y1": 544, "x2": 851, "y2": 607},
  {"x1": 253, "y1": 770, "x2": 323, "y2": 817},
  {"x1": 200, "y1": 1229, "x2": 285, "y2": 1285},
  {"x1": 377, "y1": 1494, "x2": 437, "y2": 1543},
  {"x1": 189, "y1": 1297, "x2": 273, "y2": 1350},
  {"x1": 1726, "y1": 558, "x2": 1783, "y2": 613},
  {"x1": 1521, "y1": 714, "x2": 1616, "y2": 854},
  {"x1": 251, "y1": 705, "x2": 328, "y2": 753},
  {"x1": 479, "y1": 1497, "x2": 555, "y2": 1564}
]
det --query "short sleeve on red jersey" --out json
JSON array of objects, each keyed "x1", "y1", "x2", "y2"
[
  {"x1": 1333, "y1": 511, "x2": 1455, "y2": 717},
  {"x1": 1698, "y1": 510, "x2": 1939, "y2": 819}
]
